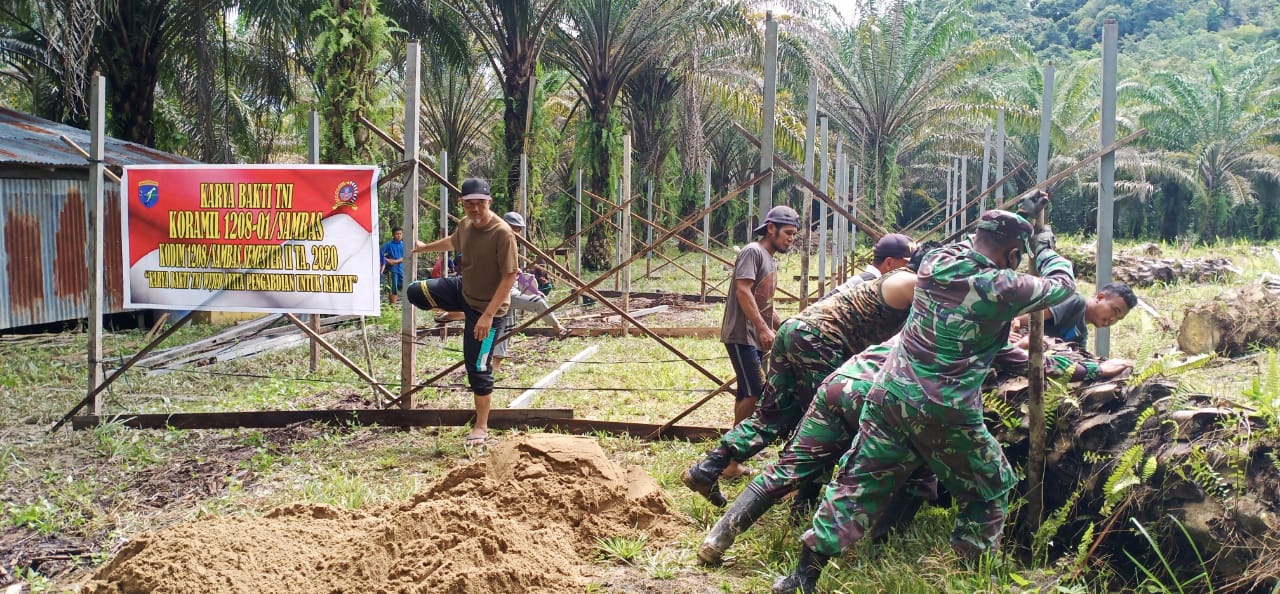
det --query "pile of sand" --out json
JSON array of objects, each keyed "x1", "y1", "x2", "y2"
[{"x1": 85, "y1": 434, "x2": 679, "y2": 594}]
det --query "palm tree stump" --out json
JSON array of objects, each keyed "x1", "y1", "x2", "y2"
[{"x1": 1178, "y1": 284, "x2": 1280, "y2": 355}]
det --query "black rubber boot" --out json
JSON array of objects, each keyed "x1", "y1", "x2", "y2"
[
  {"x1": 770, "y1": 545, "x2": 831, "y2": 594},
  {"x1": 788, "y1": 478, "x2": 823, "y2": 525},
  {"x1": 698, "y1": 483, "x2": 777, "y2": 565},
  {"x1": 681, "y1": 447, "x2": 732, "y2": 507}
]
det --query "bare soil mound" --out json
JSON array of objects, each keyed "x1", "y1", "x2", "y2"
[{"x1": 84, "y1": 434, "x2": 679, "y2": 594}]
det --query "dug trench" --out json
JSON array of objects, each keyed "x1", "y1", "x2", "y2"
[{"x1": 82, "y1": 434, "x2": 679, "y2": 594}]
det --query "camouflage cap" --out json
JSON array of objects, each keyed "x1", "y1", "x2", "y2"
[{"x1": 975, "y1": 209, "x2": 1034, "y2": 252}]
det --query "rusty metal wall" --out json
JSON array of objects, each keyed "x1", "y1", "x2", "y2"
[{"x1": 0, "y1": 177, "x2": 125, "y2": 329}]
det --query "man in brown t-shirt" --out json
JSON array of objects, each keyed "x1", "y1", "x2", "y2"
[
  {"x1": 406, "y1": 178, "x2": 518, "y2": 448},
  {"x1": 715, "y1": 205, "x2": 799, "y2": 478}
]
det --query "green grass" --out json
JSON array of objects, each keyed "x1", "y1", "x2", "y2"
[{"x1": 2, "y1": 236, "x2": 1279, "y2": 591}]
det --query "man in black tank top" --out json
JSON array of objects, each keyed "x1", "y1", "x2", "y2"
[{"x1": 681, "y1": 243, "x2": 935, "y2": 512}]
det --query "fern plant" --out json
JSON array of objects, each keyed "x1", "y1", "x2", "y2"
[
  {"x1": 1101, "y1": 444, "x2": 1148, "y2": 516},
  {"x1": 1033, "y1": 489, "x2": 1082, "y2": 563}
]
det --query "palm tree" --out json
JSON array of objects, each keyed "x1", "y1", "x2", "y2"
[
  {"x1": 452, "y1": 0, "x2": 565, "y2": 202},
  {"x1": 420, "y1": 52, "x2": 500, "y2": 184},
  {"x1": 1125, "y1": 49, "x2": 1280, "y2": 239},
  {"x1": 813, "y1": 0, "x2": 1026, "y2": 227},
  {"x1": 0, "y1": 0, "x2": 96, "y2": 127},
  {"x1": 550, "y1": 0, "x2": 730, "y2": 268}
]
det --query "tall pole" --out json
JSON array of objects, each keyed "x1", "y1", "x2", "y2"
[
  {"x1": 614, "y1": 177, "x2": 622, "y2": 291},
  {"x1": 758, "y1": 11, "x2": 779, "y2": 216},
  {"x1": 399, "y1": 41, "x2": 421, "y2": 409},
  {"x1": 1027, "y1": 61, "x2": 1056, "y2": 531},
  {"x1": 800, "y1": 76, "x2": 817, "y2": 309},
  {"x1": 702, "y1": 158, "x2": 712, "y2": 303},
  {"x1": 519, "y1": 152, "x2": 529, "y2": 261},
  {"x1": 979, "y1": 125, "x2": 993, "y2": 214},
  {"x1": 945, "y1": 161, "x2": 954, "y2": 237},
  {"x1": 817, "y1": 116, "x2": 829, "y2": 295},
  {"x1": 959, "y1": 157, "x2": 968, "y2": 231},
  {"x1": 834, "y1": 140, "x2": 844, "y2": 282},
  {"x1": 575, "y1": 168, "x2": 583, "y2": 284},
  {"x1": 1097, "y1": 20, "x2": 1119, "y2": 358},
  {"x1": 87, "y1": 74, "x2": 105, "y2": 414},
  {"x1": 439, "y1": 151, "x2": 449, "y2": 281},
  {"x1": 645, "y1": 179, "x2": 654, "y2": 278},
  {"x1": 308, "y1": 111, "x2": 321, "y2": 373},
  {"x1": 747, "y1": 186, "x2": 754, "y2": 242},
  {"x1": 995, "y1": 110, "x2": 1007, "y2": 204},
  {"x1": 621, "y1": 134, "x2": 632, "y2": 335},
  {"x1": 850, "y1": 165, "x2": 858, "y2": 257}
]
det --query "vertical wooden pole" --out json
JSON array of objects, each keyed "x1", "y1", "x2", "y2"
[
  {"x1": 614, "y1": 177, "x2": 622, "y2": 291},
  {"x1": 817, "y1": 116, "x2": 829, "y2": 296},
  {"x1": 440, "y1": 151, "x2": 449, "y2": 278},
  {"x1": 829, "y1": 142, "x2": 839, "y2": 284},
  {"x1": 399, "y1": 41, "x2": 421, "y2": 409},
  {"x1": 519, "y1": 152, "x2": 529, "y2": 262},
  {"x1": 850, "y1": 165, "x2": 858, "y2": 259},
  {"x1": 995, "y1": 110, "x2": 1007, "y2": 204},
  {"x1": 621, "y1": 134, "x2": 632, "y2": 335},
  {"x1": 959, "y1": 157, "x2": 968, "y2": 231},
  {"x1": 645, "y1": 179, "x2": 654, "y2": 278},
  {"x1": 1027, "y1": 60, "x2": 1056, "y2": 531},
  {"x1": 758, "y1": 11, "x2": 778, "y2": 215},
  {"x1": 308, "y1": 110, "x2": 322, "y2": 373},
  {"x1": 747, "y1": 186, "x2": 754, "y2": 241},
  {"x1": 702, "y1": 158, "x2": 711, "y2": 303},
  {"x1": 945, "y1": 161, "x2": 954, "y2": 237},
  {"x1": 979, "y1": 125, "x2": 993, "y2": 214},
  {"x1": 574, "y1": 169, "x2": 583, "y2": 285},
  {"x1": 799, "y1": 76, "x2": 817, "y2": 309},
  {"x1": 1097, "y1": 20, "x2": 1118, "y2": 358},
  {"x1": 87, "y1": 73, "x2": 105, "y2": 414}
]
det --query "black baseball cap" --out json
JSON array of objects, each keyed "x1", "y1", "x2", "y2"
[
  {"x1": 873, "y1": 234, "x2": 916, "y2": 259},
  {"x1": 753, "y1": 205, "x2": 801, "y2": 235},
  {"x1": 460, "y1": 178, "x2": 491, "y2": 200}
]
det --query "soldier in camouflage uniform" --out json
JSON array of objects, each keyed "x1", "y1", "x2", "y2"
[
  {"x1": 698, "y1": 333, "x2": 1115, "y2": 565},
  {"x1": 772, "y1": 209, "x2": 1131, "y2": 593},
  {"x1": 681, "y1": 242, "x2": 924, "y2": 508}
]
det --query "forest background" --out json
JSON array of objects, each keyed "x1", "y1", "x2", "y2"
[{"x1": 2, "y1": 0, "x2": 1278, "y2": 267}]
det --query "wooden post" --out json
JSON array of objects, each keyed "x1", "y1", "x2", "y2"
[
  {"x1": 945, "y1": 160, "x2": 954, "y2": 237},
  {"x1": 817, "y1": 116, "x2": 829, "y2": 296},
  {"x1": 959, "y1": 157, "x2": 968, "y2": 231},
  {"x1": 399, "y1": 41, "x2": 421, "y2": 409},
  {"x1": 308, "y1": 110, "x2": 321, "y2": 373},
  {"x1": 575, "y1": 168, "x2": 583, "y2": 287},
  {"x1": 645, "y1": 179, "x2": 654, "y2": 278},
  {"x1": 980, "y1": 125, "x2": 993, "y2": 214},
  {"x1": 800, "y1": 76, "x2": 817, "y2": 309},
  {"x1": 701, "y1": 158, "x2": 711, "y2": 303},
  {"x1": 621, "y1": 134, "x2": 632, "y2": 335},
  {"x1": 614, "y1": 177, "x2": 622, "y2": 291},
  {"x1": 850, "y1": 164, "x2": 858, "y2": 265},
  {"x1": 1097, "y1": 20, "x2": 1118, "y2": 358},
  {"x1": 829, "y1": 142, "x2": 839, "y2": 284},
  {"x1": 996, "y1": 110, "x2": 1006, "y2": 204},
  {"x1": 87, "y1": 73, "x2": 105, "y2": 414},
  {"x1": 440, "y1": 151, "x2": 449, "y2": 279},
  {"x1": 758, "y1": 11, "x2": 778, "y2": 215},
  {"x1": 1027, "y1": 61, "x2": 1056, "y2": 531}
]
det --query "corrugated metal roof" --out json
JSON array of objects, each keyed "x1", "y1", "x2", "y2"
[{"x1": 0, "y1": 107, "x2": 196, "y2": 169}]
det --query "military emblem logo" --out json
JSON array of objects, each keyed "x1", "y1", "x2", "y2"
[
  {"x1": 138, "y1": 180, "x2": 160, "y2": 208},
  {"x1": 333, "y1": 181, "x2": 359, "y2": 210}
]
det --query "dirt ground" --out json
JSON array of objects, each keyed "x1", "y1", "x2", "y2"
[{"x1": 79, "y1": 434, "x2": 682, "y2": 594}]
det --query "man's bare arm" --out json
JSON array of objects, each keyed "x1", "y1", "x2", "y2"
[
  {"x1": 735, "y1": 278, "x2": 775, "y2": 349},
  {"x1": 475, "y1": 271, "x2": 518, "y2": 340},
  {"x1": 413, "y1": 237, "x2": 453, "y2": 253}
]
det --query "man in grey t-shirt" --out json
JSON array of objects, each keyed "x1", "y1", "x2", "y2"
[{"x1": 718, "y1": 205, "x2": 799, "y2": 477}]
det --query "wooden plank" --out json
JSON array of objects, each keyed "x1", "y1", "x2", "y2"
[
  {"x1": 71, "y1": 408, "x2": 576, "y2": 430},
  {"x1": 69, "y1": 410, "x2": 725, "y2": 441},
  {"x1": 520, "y1": 327, "x2": 719, "y2": 338}
]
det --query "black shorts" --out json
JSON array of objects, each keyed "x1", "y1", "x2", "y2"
[
  {"x1": 725, "y1": 342, "x2": 765, "y2": 401},
  {"x1": 407, "y1": 278, "x2": 498, "y2": 396}
]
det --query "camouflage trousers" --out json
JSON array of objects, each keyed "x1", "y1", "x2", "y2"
[
  {"x1": 719, "y1": 319, "x2": 846, "y2": 462},
  {"x1": 801, "y1": 391, "x2": 1016, "y2": 558},
  {"x1": 756, "y1": 372, "x2": 939, "y2": 507}
]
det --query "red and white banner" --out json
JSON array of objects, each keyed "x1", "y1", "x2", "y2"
[{"x1": 121, "y1": 165, "x2": 381, "y2": 315}]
